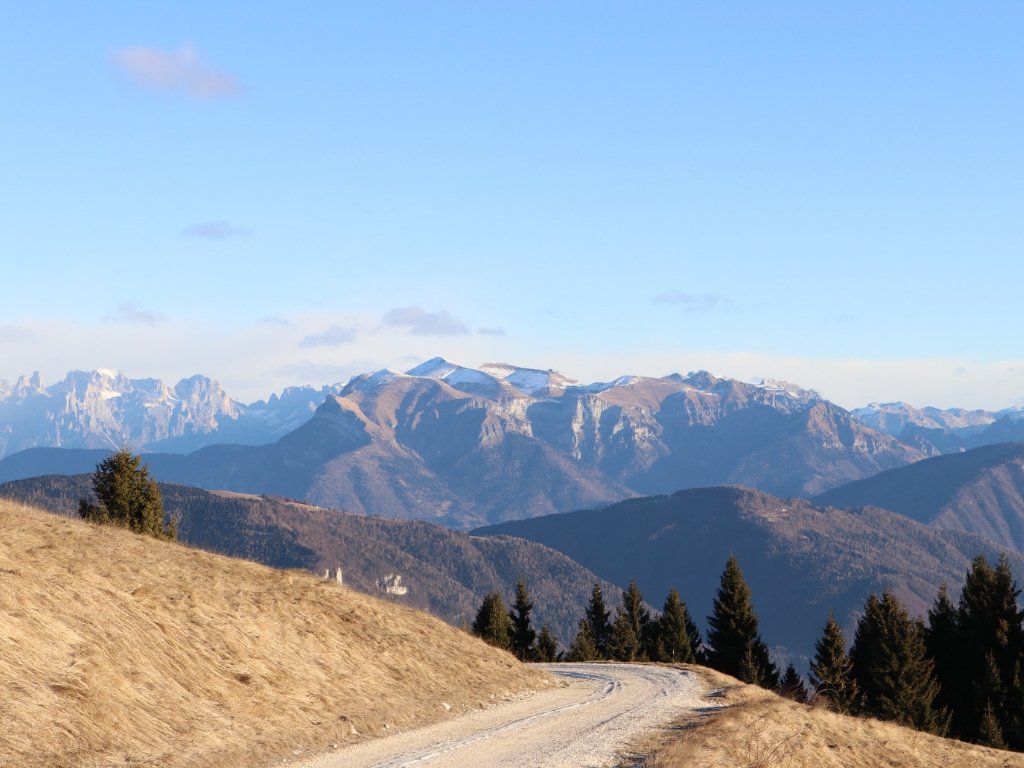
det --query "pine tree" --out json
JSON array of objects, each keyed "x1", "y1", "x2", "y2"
[
  {"x1": 706, "y1": 556, "x2": 778, "y2": 688},
  {"x1": 566, "y1": 618, "x2": 600, "y2": 662},
  {"x1": 809, "y1": 612, "x2": 857, "y2": 714},
  {"x1": 585, "y1": 582, "x2": 613, "y2": 659},
  {"x1": 78, "y1": 450, "x2": 175, "y2": 540},
  {"x1": 535, "y1": 625, "x2": 558, "y2": 663},
  {"x1": 778, "y1": 664, "x2": 808, "y2": 704},
  {"x1": 508, "y1": 579, "x2": 537, "y2": 661},
  {"x1": 850, "y1": 591, "x2": 948, "y2": 735},
  {"x1": 652, "y1": 588, "x2": 696, "y2": 663},
  {"x1": 471, "y1": 591, "x2": 511, "y2": 651}
]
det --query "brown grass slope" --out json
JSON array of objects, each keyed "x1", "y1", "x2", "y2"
[
  {"x1": 0, "y1": 500, "x2": 544, "y2": 768},
  {"x1": 0, "y1": 474, "x2": 621, "y2": 646},
  {"x1": 641, "y1": 667, "x2": 1024, "y2": 768}
]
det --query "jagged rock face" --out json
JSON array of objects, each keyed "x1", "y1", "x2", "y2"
[{"x1": 0, "y1": 370, "x2": 328, "y2": 458}]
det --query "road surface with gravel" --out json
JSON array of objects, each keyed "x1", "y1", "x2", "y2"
[{"x1": 296, "y1": 663, "x2": 711, "y2": 768}]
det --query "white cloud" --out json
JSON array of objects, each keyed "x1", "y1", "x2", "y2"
[
  {"x1": 112, "y1": 43, "x2": 241, "y2": 100},
  {"x1": 382, "y1": 306, "x2": 470, "y2": 336},
  {"x1": 299, "y1": 325, "x2": 358, "y2": 348},
  {"x1": 103, "y1": 302, "x2": 166, "y2": 326},
  {"x1": 182, "y1": 220, "x2": 250, "y2": 239},
  {"x1": 478, "y1": 327, "x2": 506, "y2": 337},
  {"x1": 652, "y1": 291, "x2": 730, "y2": 312}
]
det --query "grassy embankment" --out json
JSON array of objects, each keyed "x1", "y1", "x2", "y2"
[
  {"x1": 635, "y1": 666, "x2": 1024, "y2": 768},
  {"x1": 0, "y1": 500, "x2": 546, "y2": 768}
]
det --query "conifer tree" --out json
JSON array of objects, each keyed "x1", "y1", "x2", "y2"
[
  {"x1": 955, "y1": 555, "x2": 1024, "y2": 748},
  {"x1": 706, "y1": 556, "x2": 778, "y2": 688},
  {"x1": 778, "y1": 664, "x2": 808, "y2": 703},
  {"x1": 608, "y1": 581, "x2": 651, "y2": 661},
  {"x1": 850, "y1": 591, "x2": 948, "y2": 735},
  {"x1": 925, "y1": 584, "x2": 963, "y2": 734},
  {"x1": 809, "y1": 612, "x2": 857, "y2": 714},
  {"x1": 609, "y1": 610, "x2": 641, "y2": 661},
  {"x1": 566, "y1": 618, "x2": 600, "y2": 662},
  {"x1": 78, "y1": 450, "x2": 175, "y2": 541},
  {"x1": 978, "y1": 700, "x2": 1008, "y2": 750},
  {"x1": 535, "y1": 625, "x2": 558, "y2": 663},
  {"x1": 471, "y1": 591, "x2": 511, "y2": 651},
  {"x1": 652, "y1": 588, "x2": 696, "y2": 663},
  {"x1": 508, "y1": 578, "x2": 537, "y2": 661},
  {"x1": 584, "y1": 582, "x2": 613, "y2": 659}
]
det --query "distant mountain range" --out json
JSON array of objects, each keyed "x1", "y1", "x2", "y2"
[
  {"x1": 852, "y1": 401, "x2": 1024, "y2": 452},
  {"x1": 0, "y1": 368, "x2": 339, "y2": 458},
  {"x1": 0, "y1": 358, "x2": 932, "y2": 527},
  {"x1": 2, "y1": 360, "x2": 1022, "y2": 528}
]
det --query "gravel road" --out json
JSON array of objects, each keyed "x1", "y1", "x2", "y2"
[{"x1": 297, "y1": 663, "x2": 709, "y2": 768}]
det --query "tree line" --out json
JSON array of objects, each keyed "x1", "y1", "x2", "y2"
[{"x1": 472, "y1": 553, "x2": 1024, "y2": 752}]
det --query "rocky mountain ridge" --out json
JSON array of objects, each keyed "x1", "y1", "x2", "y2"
[{"x1": 0, "y1": 358, "x2": 930, "y2": 527}]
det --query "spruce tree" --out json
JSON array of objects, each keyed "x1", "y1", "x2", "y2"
[
  {"x1": 609, "y1": 611, "x2": 641, "y2": 661},
  {"x1": 584, "y1": 582, "x2": 613, "y2": 659},
  {"x1": 566, "y1": 618, "x2": 600, "y2": 662},
  {"x1": 955, "y1": 556, "x2": 1024, "y2": 748},
  {"x1": 508, "y1": 579, "x2": 537, "y2": 661},
  {"x1": 978, "y1": 700, "x2": 1008, "y2": 750},
  {"x1": 535, "y1": 625, "x2": 558, "y2": 663},
  {"x1": 78, "y1": 450, "x2": 175, "y2": 540},
  {"x1": 850, "y1": 591, "x2": 948, "y2": 735},
  {"x1": 706, "y1": 555, "x2": 778, "y2": 688},
  {"x1": 925, "y1": 584, "x2": 963, "y2": 735},
  {"x1": 809, "y1": 612, "x2": 857, "y2": 714},
  {"x1": 653, "y1": 588, "x2": 696, "y2": 663},
  {"x1": 778, "y1": 664, "x2": 808, "y2": 703},
  {"x1": 471, "y1": 591, "x2": 512, "y2": 651},
  {"x1": 609, "y1": 581, "x2": 651, "y2": 661}
]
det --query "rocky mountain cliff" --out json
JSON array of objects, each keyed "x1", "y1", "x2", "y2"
[{"x1": 0, "y1": 369, "x2": 337, "y2": 458}]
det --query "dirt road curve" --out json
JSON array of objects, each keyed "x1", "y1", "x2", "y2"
[{"x1": 297, "y1": 663, "x2": 709, "y2": 768}]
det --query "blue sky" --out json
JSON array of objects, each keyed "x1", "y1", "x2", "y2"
[{"x1": 2, "y1": 3, "x2": 1022, "y2": 408}]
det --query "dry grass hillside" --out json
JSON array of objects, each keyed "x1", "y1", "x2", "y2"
[
  {"x1": 0, "y1": 500, "x2": 546, "y2": 768},
  {"x1": 639, "y1": 666, "x2": 1024, "y2": 768}
]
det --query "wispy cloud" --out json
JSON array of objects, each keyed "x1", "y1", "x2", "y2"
[
  {"x1": 299, "y1": 325, "x2": 358, "y2": 348},
  {"x1": 478, "y1": 327, "x2": 506, "y2": 337},
  {"x1": 182, "y1": 220, "x2": 250, "y2": 239},
  {"x1": 652, "y1": 291, "x2": 730, "y2": 313},
  {"x1": 259, "y1": 316, "x2": 291, "y2": 327},
  {"x1": 103, "y1": 302, "x2": 166, "y2": 326},
  {"x1": 0, "y1": 325, "x2": 35, "y2": 343},
  {"x1": 112, "y1": 43, "x2": 241, "y2": 100},
  {"x1": 383, "y1": 306, "x2": 470, "y2": 336}
]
